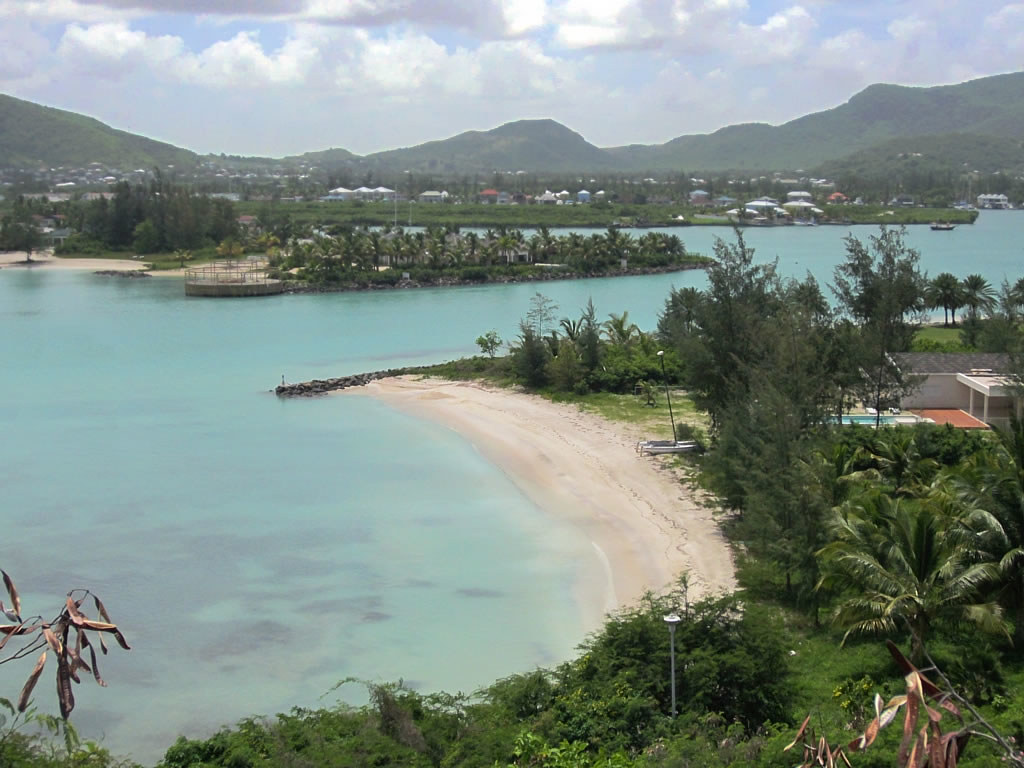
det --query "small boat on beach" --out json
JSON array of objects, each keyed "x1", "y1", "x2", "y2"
[
  {"x1": 931, "y1": 222, "x2": 956, "y2": 231},
  {"x1": 636, "y1": 440, "x2": 699, "y2": 455}
]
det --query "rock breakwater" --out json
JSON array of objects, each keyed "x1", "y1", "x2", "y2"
[{"x1": 275, "y1": 368, "x2": 407, "y2": 397}]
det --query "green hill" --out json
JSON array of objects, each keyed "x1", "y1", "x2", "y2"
[
  {"x1": 284, "y1": 146, "x2": 357, "y2": 168},
  {"x1": 357, "y1": 118, "x2": 615, "y2": 173},
  {"x1": 813, "y1": 132, "x2": 1024, "y2": 179},
  {"x1": 607, "y1": 71, "x2": 1024, "y2": 172},
  {"x1": 0, "y1": 93, "x2": 198, "y2": 169}
]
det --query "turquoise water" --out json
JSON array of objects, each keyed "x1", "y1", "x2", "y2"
[
  {"x1": 840, "y1": 415, "x2": 899, "y2": 425},
  {"x1": 1, "y1": 211, "x2": 1022, "y2": 763}
]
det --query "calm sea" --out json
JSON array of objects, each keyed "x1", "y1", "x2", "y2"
[{"x1": 0, "y1": 212, "x2": 1020, "y2": 763}]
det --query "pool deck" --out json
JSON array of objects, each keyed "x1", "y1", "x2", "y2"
[{"x1": 909, "y1": 409, "x2": 990, "y2": 429}]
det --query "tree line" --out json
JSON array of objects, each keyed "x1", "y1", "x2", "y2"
[{"x1": 269, "y1": 225, "x2": 700, "y2": 286}]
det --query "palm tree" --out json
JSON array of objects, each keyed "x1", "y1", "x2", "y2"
[
  {"x1": 464, "y1": 231, "x2": 480, "y2": 264},
  {"x1": 559, "y1": 317, "x2": 582, "y2": 343},
  {"x1": 927, "y1": 272, "x2": 963, "y2": 327},
  {"x1": 1012, "y1": 277, "x2": 1024, "y2": 312},
  {"x1": 602, "y1": 311, "x2": 639, "y2": 348},
  {"x1": 852, "y1": 431, "x2": 940, "y2": 497},
  {"x1": 942, "y1": 417, "x2": 1024, "y2": 643},
  {"x1": 961, "y1": 273, "x2": 996, "y2": 321},
  {"x1": 819, "y1": 492, "x2": 1004, "y2": 662}
]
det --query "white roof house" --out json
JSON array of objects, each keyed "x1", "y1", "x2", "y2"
[
  {"x1": 977, "y1": 193, "x2": 1010, "y2": 209},
  {"x1": 786, "y1": 191, "x2": 813, "y2": 201}
]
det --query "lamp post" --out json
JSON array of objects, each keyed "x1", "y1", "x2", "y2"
[
  {"x1": 657, "y1": 350, "x2": 677, "y2": 442},
  {"x1": 663, "y1": 613, "x2": 681, "y2": 716}
]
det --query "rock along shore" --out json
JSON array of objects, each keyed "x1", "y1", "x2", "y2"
[{"x1": 275, "y1": 368, "x2": 410, "y2": 397}]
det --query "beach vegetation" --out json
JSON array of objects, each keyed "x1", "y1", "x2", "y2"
[
  {"x1": 260, "y1": 226, "x2": 707, "y2": 290},
  {"x1": 475, "y1": 330, "x2": 503, "y2": 358},
  {"x1": 0, "y1": 200, "x2": 42, "y2": 261}
]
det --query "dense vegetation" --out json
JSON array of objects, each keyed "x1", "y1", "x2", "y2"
[
  {"x1": 268, "y1": 226, "x2": 707, "y2": 289},
  {"x1": 52, "y1": 179, "x2": 238, "y2": 256}
]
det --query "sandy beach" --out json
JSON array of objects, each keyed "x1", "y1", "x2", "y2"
[
  {"x1": 351, "y1": 376, "x2": 735, "y2": 631},
  {"x1": 0, "y1": 250, "x2": 152, "y2": 271}
]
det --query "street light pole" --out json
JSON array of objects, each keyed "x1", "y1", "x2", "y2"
[
  {"x1": 663, "y1": 613, "x2": 681, "y2": 716},
  {"x1": 657, "y1": 350, "x2": 677, "y2": 441}
]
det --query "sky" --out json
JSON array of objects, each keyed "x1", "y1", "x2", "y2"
[{"x1": 1, "y1": 0, "x2": 1023, "y2": 158}]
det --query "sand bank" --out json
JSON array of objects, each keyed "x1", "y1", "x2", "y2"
[
  {"x1": 0, "y1": 250, "x2": 150, "y2": 271},
  {"x1": 351, "y1": 377, "x2": 735, "y2": 630}
]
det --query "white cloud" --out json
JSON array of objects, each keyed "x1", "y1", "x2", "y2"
[
  {"x1": 57, "y1": 20, "x2": 184, "y2": 76},
  {"x1": 56, "y1": 22, "x2": 319, "y2": 87},
  {"x1": 334, "y1": 32, "x2": 573, "y2": 101},
  {"x1": 501, "y1": 0, "x2": 547, "y2": 35},
  {"x1": 177, "y1": 31, "x2": 319, "y2": 87},
  {"x1": 0, "y1": 0, "x2": 143, "y2": 23},
  {"x1": 0, "y1": 20, "x2": 52, "y2": 88},
  {"x1": 733, "y1": 5, "x2": 816, "y2": 65}
]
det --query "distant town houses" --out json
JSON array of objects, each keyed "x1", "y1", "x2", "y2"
[{"x1": 321, "y1": 186, "x2": 397, "y2": 202}]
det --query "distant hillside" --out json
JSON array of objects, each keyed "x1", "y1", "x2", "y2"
[
  {"x1": 607, "y1": 71, "x2": 1024, "y2": 172},
  {"x1": 0, "y1": 93, "x2": 198, "y2": 170},
  {"x1": 813, "y1": 133, "x2": 1024, "y2": 179},
  {"x1": 357, "y1": 119, "x2": 615, "y2": 173},
  {"x1": 5, "y1": 71, "x2": 1024, "y2": 175},
  {"x1": 285, "y1": 147, "x2": 357, "y2": 167}
]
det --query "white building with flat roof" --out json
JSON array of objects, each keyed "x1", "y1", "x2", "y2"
[{"x1": 977, "y1": 193, "x2": 1010, "y2": 209}]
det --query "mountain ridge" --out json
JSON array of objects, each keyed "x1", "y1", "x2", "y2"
[{"x1": 3, "y1": 71, "x2": 1024, "y2": 175}]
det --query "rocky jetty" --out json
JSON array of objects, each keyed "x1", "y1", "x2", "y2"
[
  {"x1": 94, "y1": 270, "x2": 151, "y2": 278},
  {"x1": 275, "y1": 368, "x2": 407, "y2": 397}
]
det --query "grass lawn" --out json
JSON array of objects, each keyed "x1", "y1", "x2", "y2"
[
  {"x1": 549, "y1": 388, "x2": 706, "y2": 439},
  {"x1": 916, "y1": 325, "x2": 962, "y2": 344}
]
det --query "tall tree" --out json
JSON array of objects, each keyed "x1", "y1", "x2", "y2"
[
  {"x1": 681, "y1": 232, "x2": 780, "y2": 429},
  {"x1": 927, "y1": 272, "x2": 963, "y2": 327},
  {"x1": 961, "y1": 273, "x2": 997, "y2": 321},
  {"x1": 832, "y1": 226, "x2": 925, "y2": 425},
  {"x1": 0, "y1": 201, "x2": 41, "y2": 261}
]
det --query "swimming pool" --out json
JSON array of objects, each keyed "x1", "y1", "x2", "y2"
[{"x1": 838, "y1": 414, "x2": 919, "y2": 426}]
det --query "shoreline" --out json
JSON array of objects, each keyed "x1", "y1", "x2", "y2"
[
  {"x1": 0, "y1": 250, "x2": 150, "y2": 271},
  {"x1": 346, "y1": 376, "x2": 735, "y2": 633}
]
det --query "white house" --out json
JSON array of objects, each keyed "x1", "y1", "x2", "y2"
[
  {"x1": 324, "y1": 187, "x2": 353, "y2": 201},
  {"x1": 577, "y1": 190, "x2": 591, "y2": 203},
  {"x1": 418, "y1": 190, "x2": 449, "y2": 203},
  {"x1": 893, "y1": 353, "x2": 1021, "y2": 429},
  {"x1": 786, "y1": 190, "x2": 813, "y2": 202},
  {"x1": 977, "y1": 193, "x2": 1010, "y2": 209}
]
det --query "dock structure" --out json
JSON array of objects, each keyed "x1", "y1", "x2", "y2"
[{"x1": 185, "y1": 260, "x2": 283, "y2": 297}]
